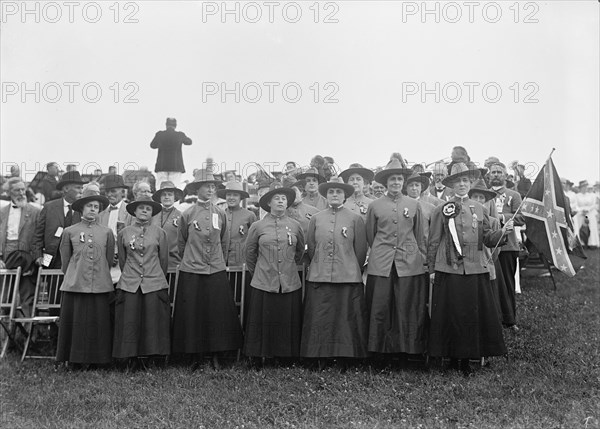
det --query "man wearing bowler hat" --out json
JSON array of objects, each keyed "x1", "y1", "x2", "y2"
[
  {"x1": 150, "y1": 117, "x2": 192, "y2": 188},
  {"x1": 34, "y1": 171, "x2": 84, "y2": 269}
]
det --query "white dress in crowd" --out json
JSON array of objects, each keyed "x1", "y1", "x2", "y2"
[{"x1": 574, "y1": 191, "x2": 599, "y2": 247}]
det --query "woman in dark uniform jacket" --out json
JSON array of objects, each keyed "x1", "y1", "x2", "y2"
[
  {"x1": 244, "y1": 187, "x2": 305, "y2": 365},
  {"x1": 301, "y1": 178, "x2": 369, "y2": 366},
  {"x1": 428, "y1": 163, "x2": 512, "y2": 375},
  {"x1": 365, "y1": 158, "x2": 429, "y2": 365},
  {"x1": 113, "y1": 196, "x2": 171, "y2": 368},
  {"x1": 172, "y1": 173, "x2": 243, "y2": 369},
  {"x1": 57, "y1": 189, "x2": 114, "y2": 367}
]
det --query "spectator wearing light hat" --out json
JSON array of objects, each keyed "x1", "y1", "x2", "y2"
[
  {"x1": 151, "y1": 181, "x2": 184, "y2": 271},
  {"x1": 340, "y1": 164, "x2": 374, "y2": 221},
  {"x1": 301, "y1": 177, "x2": 369, "y2": 365},
  {"x1": 56, "y1": 187, "x2": 113, "y2": 367},
  {"x1": 112, "y1": 196, "x2": 170, "y2": 369},
  {"x1": 297, "y1": 168, "x2": 328, "y2": 211},
  {"x1": 172, "y1": 171, "x2": 243, "y2": 369},
  {"x1": 428, "y1": 162, "x2": 510, "y2": 374},
  {"x1": 150, "y1": 117, "x2": 192, "y2": 189},
  {"x1": 365, "y1": 158, "x2": 429, "y2": 364},
  {"x1": 244, "y1": 186, "x2": 305, "y2": 364}
]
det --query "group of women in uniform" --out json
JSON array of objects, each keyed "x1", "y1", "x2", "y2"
[{"x1": 55, "y1": 158, "x2": 514, "y2": 375}]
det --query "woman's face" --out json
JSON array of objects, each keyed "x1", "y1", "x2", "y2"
[
  {"x1": 305, "y1": 177, "x2": 319, "y2": 193},
  {"x1": 386, "y1": 174, "x2": 405, "y2": 196},
  {"x1": 406, "y1": 181, "x2": 422, "y2": 199},
  {"x1": 268, "y1": 194, "x2": 288, "y2": 212},
  {"x1": 160, "y1": 190, "x2": 175, "y2": 208},
  {"x1": 347, "y1": 174, "x2": 364, "y2": 194},
  {"x1": 197, "y1": 183, "x2": 216, "y2": 201},
  {"x1": 82, "y1": 201, "x2": 100, "y2": 221},
  {"x1": 470, "y1": 192, "x2": 487, "y2": 205},
  {"x1": 326, "y1": 188, "x2": 345, "y2": 208},
  {"x1": 135, "y1": 204, "x2": 153, "y2": 221},
  {"x1": 453, "y1": 176, "x2": 472, "y2": 196}
]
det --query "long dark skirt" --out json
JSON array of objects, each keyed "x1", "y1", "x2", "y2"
[
  {"x1": 301, "y1": 282, "x2": 368, "y2": 358},
  {"x1": 429, "y1": 272, "x2": 507, "y2": 358},
  {"x1": 56, "y1": 292, "x2": 112, "y2": 364},
  {"x1": 489, "y1": 278, "x2": 503, "y2": 323},
  {"x1": 496, "y1": 251, "x2": 518, "y2": 326},
  {"x1": 365, "y1": 271, "x2": 429, "y2": 354},
  {"x1": 113, "y1": 288, "x2": 171, "y2": 358},
  {"x1": 172, "y1": 271, "x2": 243, "y2": 354},
  {"x1": 243, "y1": 288, "x2": 302, "y2": 358}
]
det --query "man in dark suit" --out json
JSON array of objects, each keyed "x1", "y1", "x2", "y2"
[
  {"x1": 429, "y1": 162, "x2": 454, "y2": 202},
  {"x1": 33, "y1": 171, "x2": 84, "y2": 269},
  {"x1": 0, "y1": 178, "x2": 41, "y2": 316},
  {"x1": 150, "y1": 117, "x2": 192, "y2": 188}
]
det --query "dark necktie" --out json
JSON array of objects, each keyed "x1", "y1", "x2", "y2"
[
  {"x1": 109, "y1": 205, "x2": 119, "y2": 211},
  {"x1": 65, "y1": 205, "x2": 73, "y2": 227}
]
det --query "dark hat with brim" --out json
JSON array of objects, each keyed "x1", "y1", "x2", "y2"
[
  {"x1": 217, "y1": 181, "x2": 250, "y2": 199},
  {"x1": 340, "y1": 165, "x2": 375, "y2": 183},
  {"x1": 258, "y1": 187, "x2": 296, "y2": 212},
  {"x1": 442, "y1": 162, "x2": 481, "y2": 187},
  {"x1": 297, "y1": 167, "x2": 326, "y2": 184},
  {"x1": 126, "y1": 196, "x2": 162, "y2": 217},
  {"x1": 184, "y1": 172, "x2": 222, "y2": 194},
  {"x1": 56, "y1": 171, "x2": 85, "y2": 190},
  {"x1": 72, "y1": 193, "x2": 109, "y2": 213},
  {"x1": 374, "y1": 159, "x2": 412, "y2": 186},
  {"x1": 405, "y1": 173, "x2": 430, "y2": 192},
  {"x1": 468, "y1": 179, "x2": 497, "y2": 202},
  {"x1": 318, "y1": 177, "x2": 355, "y2": 199},
  {"x1": 103, "y1": 174, "x2": 129, "y2": 190},
  {"x1": 152, "y1": 181, "x2": 184, "y2": 202}
]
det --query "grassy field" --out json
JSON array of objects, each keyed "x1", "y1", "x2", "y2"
[{"x1": 1, "y1": 250, "x2": 598, "y2": 428}]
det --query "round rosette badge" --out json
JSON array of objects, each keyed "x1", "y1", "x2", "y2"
[{"x1": 442, "y1": 202, "x2": 460, "y2": 219}]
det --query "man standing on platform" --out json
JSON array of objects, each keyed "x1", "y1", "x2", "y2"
[{"x1": 151, "y1": 117, "x2": 192, "y2": 188}]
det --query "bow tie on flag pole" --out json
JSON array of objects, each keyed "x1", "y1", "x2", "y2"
[{"x1": 521, "y1": 149, "x2": 586, "y2": 277}]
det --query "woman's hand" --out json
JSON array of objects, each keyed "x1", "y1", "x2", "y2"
[{"x1": 503, "y1": 219, "x2": 514, "y2": 233}]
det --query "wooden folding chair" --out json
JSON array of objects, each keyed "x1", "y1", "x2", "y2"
[
  {"x1": 0, "y1": 267, "x2": 22, "y2": 358},
  {"x1": 226, "y1": 264, "x2": 247, "y2": 328},
  {"x1": 14, "y1": 269, "x2": 63, "y2": 361},
  {"x1": 166, "y1": 268, "x2": 180, "y2": 318}
]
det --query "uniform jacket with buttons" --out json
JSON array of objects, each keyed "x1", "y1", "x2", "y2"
[
  {"x1": 414, "y1": 198, "x2": 435, "y2": 243},
  {"x1": 178, "y1": 201, "x2": 227, "y2": 274},
  {"x1": 429, "y1": 186, "x2": 454, "y2": 202},
  {"x1": 365, "y1": 194, "x2": 427, "y2": 278},
  {"x1": 427, "y1": 196, "x2": 506, "y2": 275},
  {"x1": 307, "y1": 206, "x2": 367, "y2": 283},
  {"x1": 420, "y1": 194, "x2": 443, "y2": 207},
  {"x1": 117, "y1": 221, "x2": 169, "y2": 294},
  {"x1": 492, "y1": 186, "x2": 525, "y2": 252},
  {"x1": 302, "y1": 193, "x2": 328, "y2": 211},
  {"x1": 245, "y1": 214, "x2": 305, "y2": 293},
  {"x1": 345, "y1": 194, "x2": 374, "y2": 221},
  {"x1": 59, "y1": 219, "x2": 114, "y2": 293},
  {"x1": 286, "y1": 202, "x2": 319, "y2": 237},
  {"x1": 221, "y1": 205, "x2": 257, "y2": 266},
  {"x1": 151, "y1": 206, "x2": 182, "y2": 271}
]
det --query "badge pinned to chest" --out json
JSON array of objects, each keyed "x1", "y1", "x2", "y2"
[
  {"x1": 212, "y1": 213, "x2": 220, "y2": 230},
  {"x1": 239, "y1": 225, "x2": 245, "y2": 236}
]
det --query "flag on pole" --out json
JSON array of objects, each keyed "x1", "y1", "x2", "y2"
[{"x1": 522, "y1": 157, "x2": 586, "y2": 277}]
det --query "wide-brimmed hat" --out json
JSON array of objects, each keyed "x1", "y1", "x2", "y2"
[
  {"x1": 468, "y1": 179, "x2": 497, "y2": 202},
  {"x1": 185, "y1": 171, "x2": 222, "y2": 194},
  {"x1": 152, "y1": 181, "x2": 184, "y2": 202},
  {"x1": 405, "y1": 173, "x2": 430, "y2": 192},
  {"x1": 56, "y1": 171, "x2": 85, "y2": 190},
  {"x1": 258, "y1": 187, "x2": 296, "y2": 212},
  {"x1": 318, "y1": 176, "x2": 355, "y2": 199},
  {"x1": 374, "y1": 159, "x2": 412, "y2": 186},
  {"x1": 72, "y1": 188, "x2": 109, "y2": 213},
  {"x1": 297, "y1": 167, "x2": 326, "y2": 184},
  {"x1": 339, "y1": 163, "x2": 375, "y2": 183},
  {"x1": 217, "y1": 181, "x2": 250, "y2": 199},
  {"x1": 102, "y1": 174, "x2": 128, "y2": 190},
  {"x1": 126, "y1": 196, "x2": 162, "y2": 217},
  {"x1": 442, "y1": 162, "x2": 481, "y2": 187}
]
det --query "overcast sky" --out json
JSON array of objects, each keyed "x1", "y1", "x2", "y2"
[{"x1": 1, "y1": 0, "x2": 599, "y2": 184}]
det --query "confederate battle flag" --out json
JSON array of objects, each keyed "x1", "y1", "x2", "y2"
[{"x1": 522, "y1": 157, "x2": 586, "y2": 277}]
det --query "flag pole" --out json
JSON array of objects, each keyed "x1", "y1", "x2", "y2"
[{"x1": 485, "y1": 148, "x2": 556, "y2": 264}]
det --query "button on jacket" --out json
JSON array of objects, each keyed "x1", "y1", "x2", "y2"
[
  {"x1": 286, "y1": 202, "x2": 319, "y2": 237},
  {"x1": 178, "y1": 201, "x2": 227, "y2": 274},
  {"x1": 365, "y1": 194, "x2": 427, "y2": 278},
  {"x1": 117, "y1": 221, "x2": 169, "y2": 294},
  {"x1": 59, "y1": 219, "x2": 114, "y2": 293},
  {"x1": 221, "y1": 205, "x2": 257, "y2": 266},
  {"x1": 427, "y1": 196, "x2": 506, "y2": 275},
  {"x1": 345, "y1": 194, "x2": 373, "y2": 221},
  {"x1": 245, "y1": 214, "x2": 305, "y2": 293},
  {"x1": 493, "y1": 186, "x2": 525, "y2": 252},
  {"x1": 151, "y1": 206, "x2": 182, "y2": 271},
  {"x1": 307, "y1": 206, "x2": 368, "y2": 283}
]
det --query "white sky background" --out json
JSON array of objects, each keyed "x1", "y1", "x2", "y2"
[{"x1": 1, "y1": 0, "x2": 599, "y2": 184}]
